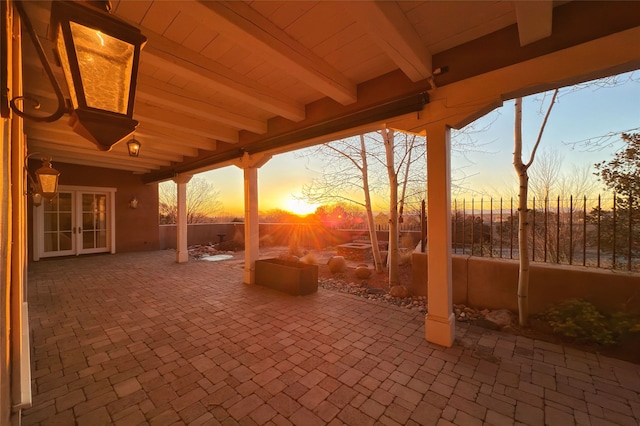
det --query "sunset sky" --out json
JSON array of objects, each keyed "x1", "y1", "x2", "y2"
[{"x1": 198, "y1": 72, "x2": 640, "y2": 216}]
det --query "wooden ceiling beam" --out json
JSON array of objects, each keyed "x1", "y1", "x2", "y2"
[
  {"x1": 191, "y1": 1, "x2": 357, "y2": 105},
  {"x1": 142, "y1": 30, "x2": 305, "y2": 121},
  {"x1": 27, "y1": 143, "x2": 156, "y2": 173},
  {"x1": 515, "y1": 1, "x2": 553, "y2": 46},
  {"x1": 136, "y1": 78, "x2": 268, "y2": 134},
  {"x1": 344, "y1": 1, "x2": 432, "y2": 82},
  {"x1": 26, "y1": 129, "x2": 183, "y2": 163},
  {"x1": 134, "y1": 102, "x2": 235, "y2": 145},
  {"x1": 133, "y1": 122, "x2": 216, "y2": 153},
  {"x1": 24, "y1": 118, "x2": 202, "y2": 158}
]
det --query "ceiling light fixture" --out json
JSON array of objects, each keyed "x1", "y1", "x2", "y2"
[{"x1": 126, "y1": 137, "x2": 141, "y2": 157}]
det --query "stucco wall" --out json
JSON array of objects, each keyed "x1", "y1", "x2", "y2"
[
  {"x1": 28, "y1": 162, "x2": 160, "y2": 257},
  {"x1": 412, "y1": 252, "x2": 640, "y2": 314}
]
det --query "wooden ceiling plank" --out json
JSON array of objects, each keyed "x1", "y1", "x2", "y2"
[
  {"x1": 344, "y1": 1, "x2": 432, "y2": 82},
  {"x1": 29, "y1": 142, "x2": 171, "y2": 169},
  {"x1": 191, "y1": 1, "x2": 357, "y2": 105},
  {"x1": 27, "y1": 144, "x2": 156, "y2": 173},
  {"x1": 515, "y1": 1, "x2": 553, "y2": 46},
  {"x1": 23, "y1": 118, "x2": 196, "y2": 158},
  {"x1": 130, "y1": 133, "x2": 200, "y2": 158},
  {"x1": 134, "y1": 103, "x2": 236, "y2": 145},
  {"x1": 134, "y1": 123, "x2": 214, "y2": 153},
  {"x1": 136, "y1": 78, "x2": 267, "y2": 134},
  {"x1": 142, "y1": 30, "x2": 305, "y2": 121},
  {"x1": 28, "y1": 133, "x2": 183, "y2": 163}
]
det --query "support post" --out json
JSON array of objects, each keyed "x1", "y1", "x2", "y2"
[
  {"x1": 425, "y1": 123, "x2": 455, "y2": 347},
  {"x1": 174, "y1": 174, "x2": 192, "y2": 263},
  {"x1": 234, "y1": 152, "x2": 271, "y2": 284}
]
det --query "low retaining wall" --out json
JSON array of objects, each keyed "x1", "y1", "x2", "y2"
[
  {"x1": 412, "y1": 252, "x2": 640, "y2": 315},
  {"x1": 160, "y1": 223, "x2": 421, "y2": 250}
]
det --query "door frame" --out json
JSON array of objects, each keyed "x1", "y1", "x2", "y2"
[{"x1": 33, "y1": 185, "x2": 117, "y2": 261}]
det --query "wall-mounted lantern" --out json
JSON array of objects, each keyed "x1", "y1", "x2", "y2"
[
  {"x1": 129, "y1": 196, "x2": 138, "y2": 209},
  {"x1": 9, "y1": 0, "x2": 147, "y2": 151},
  {"x1": 25, "y1": 155, "x2": 60, "y2": 206}
]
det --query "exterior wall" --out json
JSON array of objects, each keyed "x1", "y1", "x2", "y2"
[
  {"x1": 28, "y1": 162, "x2": 160, "y2": 258},
  {"x1": 159, "y1": 223, "x2": 245, "y2": 249},
  {"x1": 412, "y1": 252, "x2": 640, "y2": 315}
]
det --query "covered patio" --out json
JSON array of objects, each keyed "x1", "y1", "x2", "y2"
[
  {"x1": 22, "y1": 252, "x2": 640, "y2": 425},
  {"x1": 3, "y1": 1, "x2": 640, "y2": 423}
]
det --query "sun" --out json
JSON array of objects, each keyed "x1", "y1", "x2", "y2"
[{"x1": 286, "y1": 198, "x2": 318, "y2": 216}]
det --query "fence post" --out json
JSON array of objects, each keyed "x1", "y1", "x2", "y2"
[
  {"x1": 556, "y1": 196, "x2": 560, "y2": 264},
  {"x1": 453, "y1": 200, "x2": 457, "y2": 254},
  {"x1": 613, "y1": 194, "x2": 617, "y2": 267},
  {"x1": 629, "y1": 191, "x2": 633, "y2": 271},
  {"x1": 532, "y1": 197, "x2": 536, "y2": 262},
  {"x1": 421, "y1": 199, "x2": 426, "y2": 253},
  {"x1": 510, "y1": 197, "x2": 514, "y2": 259},
  {"x1": 583, "y1": 195, "x2": 587, "y2": 266},
  {"x1": 597, "y1": 194, "x2": 601, "y2": 268},
  {"x1": 490, "y1": 198, "x2": 493, "y2": 257},
  {"x1": 569, "y1": 195, "x2": 573, "y2": 265},
  {"x1": 544, "y1": 197, "x2": 548, "y2": 262},
  {"x1": 471, "y1": 198, "x2": 475, "y2": 256}
]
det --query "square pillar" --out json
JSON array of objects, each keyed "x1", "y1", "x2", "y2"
[
  {"x1": 174, "y1": 174, "x2": 192, "y2": 263},
  {"x1": 425, "y1": 123, "x2": 455, "y2": 347},
  {"x1": 234, "y1": 153, "x2": 271, "y2": 284}
]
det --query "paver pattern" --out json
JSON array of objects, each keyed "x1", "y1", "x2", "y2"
[{"x1": 23, "y1": 251, "x2": 640, "y2": 425}]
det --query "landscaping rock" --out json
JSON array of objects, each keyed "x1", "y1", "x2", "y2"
[
  {"x1": 485, "y1": 309, "x2": 514, "y2": 328},
  {"x1": 389, "y1": 285, "x2": 409, "y2": 298},
  {"x1": 354, "y1": 266, "x2": 372, "y2": 279},
  {"x1": 327, "y1": 256, "x2": 348, "y2": 273},
  {"x1": 278, "y1": 254, "x2": 300, "y2": 263}
]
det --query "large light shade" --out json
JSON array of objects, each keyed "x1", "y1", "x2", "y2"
[{"x1": 50, "y1": 1, "x2": 146, "y2": 151}]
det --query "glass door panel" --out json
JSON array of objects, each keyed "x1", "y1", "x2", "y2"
[
  {"x1": 35, "y1": 187, "x2": 113, "y2": 259},
  {"x1": 79, "y1": 193, "x2": 109, "y2": 253},
  {"x1": 41, "y1": 192, "x2": 75, "y2": 256}
]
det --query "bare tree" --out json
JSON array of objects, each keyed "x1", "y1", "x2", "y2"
[
  {"x1": 382, "y1": 129, "x2": 400, "y2": 285},
  {"x1": 299, "y1": 135, "x2": 385, "y2": 272},
  {"x1": 299, "y1": 130, "x2": 427, "y2": 279},
  {"x1": 513, "y1": 89, "x2": 558, "y2": 326},
  {"x1": 159, "y1": 177, "x2": 223, "y2": 224}
]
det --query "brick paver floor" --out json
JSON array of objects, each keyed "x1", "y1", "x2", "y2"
[{"x1": 23, "y1": 251, "x2": 640, "y2": 425}]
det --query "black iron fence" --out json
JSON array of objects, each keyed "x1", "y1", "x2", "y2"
[{"x1": 419, "y1": 195, "x2": 639, "y2": 272}]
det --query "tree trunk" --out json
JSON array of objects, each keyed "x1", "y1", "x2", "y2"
[
  {"x1": 383, "y1": 129, "x2": 399, "y2": 286},
  {"x1": 513, "y1": 90, "x2": 558, "y2": 326},
  {"x1": 359, "y1": 135, "x2": 384, "y2": 272},
  {"x1": 513, "y1": 97, "x2": 530, "y2": 327},
  {"x1": 398, "y1": 135, "x2": 415, "y2": 229}
]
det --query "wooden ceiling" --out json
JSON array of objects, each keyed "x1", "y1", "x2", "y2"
[{"x1": 16, "y1": 1, "x2": 640, "y2": 182}]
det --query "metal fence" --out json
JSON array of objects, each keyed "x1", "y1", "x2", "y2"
[{"x1": 419, "y1": 195, "x2": 639, "y2": 272}]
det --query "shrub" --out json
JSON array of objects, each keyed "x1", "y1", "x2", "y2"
[
  {"x1": 299, "y1": 253, "x2": 318, "y2": 265},
  {"x1": 259, "y1": 234, "x2": 275, "y2": 247},
  {"x1": 399, "y1": 250, "x2": 413, "y2": 265},
  {"x1": 539, "y1": 299, "x2": 640, "y2": 346}
]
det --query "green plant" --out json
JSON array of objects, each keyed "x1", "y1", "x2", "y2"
[{"x1": 539, "y1": 299, "x2": 640, "y2": 346}]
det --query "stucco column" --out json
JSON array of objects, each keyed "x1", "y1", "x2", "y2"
[
  {"x1": 425, "y1": 123, "x2": 455, "y2": 347},
  {"x1": 234, "y1": 152, "x2": 271, "y2": 284},
  {"x1": 174, "y1": 174, "x2": 192, "y2": 263}
]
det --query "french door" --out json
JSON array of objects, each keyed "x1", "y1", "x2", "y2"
[{"x1": 34, "y1": 186, "x2": 116, "y2": 260}]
